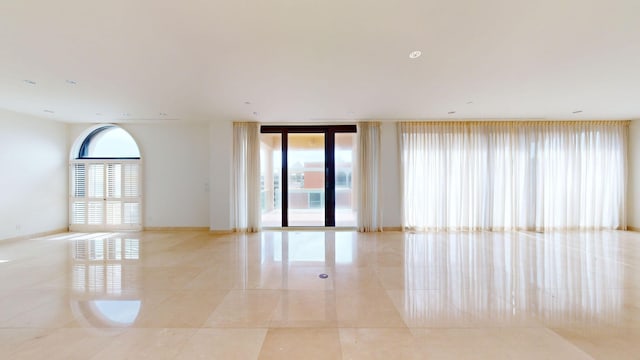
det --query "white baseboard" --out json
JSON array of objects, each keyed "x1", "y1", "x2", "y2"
[{"x1": 144, "y1": 227, "x2": 209, "y2": 231}]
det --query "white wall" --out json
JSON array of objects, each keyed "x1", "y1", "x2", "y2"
[
  {"x1": 69, "y1": 122, "x2": 210, "y2": 228},
  {"x1": 0, "y1": 110, "x2": 68, "y2": 240},
  {"x1": 209, "y1": 121, "x2": 232, "y2": 231},
  {"x1": 628, "y1": 120, "x2": 640, "y2": 228},
  {"x1": 380, "y1": 122, "x2": 402, "y2": 228}
]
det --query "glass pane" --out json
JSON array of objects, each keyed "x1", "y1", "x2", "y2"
[
  {"x1": 106, "y1": 201, "x2": 122, "y2": 224},
  {"x1": 88, "y1": 164, "x2": 104, "y2": 198},
  {"x1": 288, "y1": 133, "x2": 325, "y2": 226},
  {"x1": 335, "y1": 133, "x2": 356, "y2": 226},
  {"x1": 72, "y1": 201, "x2": 87, "y2": 224},
  {"x1": 106, "y1": 164, "x2": 122, "y2": 198},
  {"x1": 123, "y1": 164, "x2": 139, "y2": 197},
  {"x1": 72, "y1": 163, "x2": 86, "y2": 198},
  {"x1": 88, "y1": 201, "x2": 104, "y2": 225},
  {"x1": 260, "y1": 133, "x2": 282, "y2": 227},
  {"x1": 123, "y1": 203, "x2": 140, "y2": 224},
  {"x1": 86, "y1": 127, "x2": 140, "y2": 158}
]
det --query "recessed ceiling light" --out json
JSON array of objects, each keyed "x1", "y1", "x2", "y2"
[
  {"x1": 23, "y1": 80, "x2": 36, "y2": 85},
  {"x1": 43, "y1": 109, "x2": 55, "y2": 114},
  {"x1": 466, "y1": 101, "x2": 473, "y2": 105},
  {"x1": 65, "y1": 80, "x2": 77, "y2": 85},
  {"x1": 122, "y1": 112, "x2": 130, "y2": 116},
  {"x1": 448, "y1": 111, "x2": 456, "y2": 114},
  {"x1": 572, "y1": 110, "x2": 583, "y2": 114},
  {"x1": 244, "y1": 101, "x2": 251, "y2": 105},
  {"x1": 409, "y1": 50, "x2": 422, "y2": 59},
  {"x1": 159, "y1": 112, "x2": 168, "y2": 116},
  {"x1": 253, "y1": 111, "x2": 258, "y2": 116}
]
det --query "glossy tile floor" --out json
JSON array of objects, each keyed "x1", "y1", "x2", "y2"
[{"x1": 1, "y1": 230, "x2": 640, "y2": 359}]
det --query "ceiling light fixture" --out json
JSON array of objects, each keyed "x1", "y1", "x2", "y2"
[
  {"x1": 253, "y1": 112, "x2": 258, "y2": 116},
  {"x1": 122, "y1": 112, "x2": 130, "y2": 116},
  {"x1": 572, "y1": 110, "x2": 583, "y2": 114},
  {"x1": 409, "y1": 50, "x2": 422, "y2": 59},
  {"x1": 65, "y1": 80, "x2": 77, "y2": 85},
  {"x1": 96, "y1": 113, "x2": 102, "y2": 116},
  {"x1": 466, "y1": 101, "x2": 473, "y2": 105},
  {"x1": 43, "y1": 109, "x2": 55, "y2": 114},
  {"x1": 448, "y1": 111, "x2": 456, "y2": 114},
  {"x1": 23, "y1": 80, "x2": 36, "y2": 85},
  {"x1": 244, "y1": 101, "x2": 251, "y2": 105},
  {"x1": 159, "y1": 112, "x2": 168, "y2": 116}
]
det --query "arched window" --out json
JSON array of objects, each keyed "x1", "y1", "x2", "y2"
[
  {"x1": 77, "y1": 126, "x2": 141, "y2": 159},
  {"x1": 70, "y1": 125, "x2": 142, "y2": 231}
]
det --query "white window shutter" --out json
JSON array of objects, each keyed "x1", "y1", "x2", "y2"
[
  {"x1": 70, "y1": 160, "x2": 142, "y2": 231},
  {"x1": 124, "y1": 164, "x2": 139, "y2": 197},
  {"x1": 88, "y1": 164, "x2": 104, "y2": 198}
]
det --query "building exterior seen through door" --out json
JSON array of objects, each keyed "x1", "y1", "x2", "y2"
[{"x1": 260, "y1": 126, "x2": 356, "y2": 227}]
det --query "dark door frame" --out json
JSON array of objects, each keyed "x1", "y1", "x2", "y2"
[{"x1": 261, "y1": 125, "x2": 357, "y2": 227}]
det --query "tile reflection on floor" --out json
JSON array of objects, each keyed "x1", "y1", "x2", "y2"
[{"x1": 0, "y1": 230, "x2": 639, "y2": 358}]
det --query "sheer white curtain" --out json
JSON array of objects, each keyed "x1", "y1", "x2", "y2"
[
  {"x1": 399, "y1": 121, "x2": 627, "y2": 231},
  {"x1": 357, "y1": 122, "x2": 382, "y2": 232},
  {"x1": 232, "y1": 122, "x2": 261, "y2": 232},
  {"x1": 533, "y1": 123, "x2": 627, "y2": 230}
]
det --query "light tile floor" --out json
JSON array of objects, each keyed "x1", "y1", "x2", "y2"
[
  {"x1": 261, "y1": 209, "x2": 357, "y2": 227},
  {"x1": 1, "y1": 230, "x2": 639, "y2": 359}
]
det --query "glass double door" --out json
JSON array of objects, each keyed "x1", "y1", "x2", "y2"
[{"x1": 261, "y1": 126, "x2": 356, "y2": 227}]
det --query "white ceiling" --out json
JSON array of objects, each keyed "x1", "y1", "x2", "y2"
[{"x1": 1, "y1": 0, "x2": 639, "y2": 123}]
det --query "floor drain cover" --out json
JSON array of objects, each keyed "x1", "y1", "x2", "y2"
[{"x1": 319, "y1": 273, "x2": 329, "y2": 279}]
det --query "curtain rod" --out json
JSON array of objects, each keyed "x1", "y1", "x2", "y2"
[{"x1": 398, "y1": 120, "x2": 630, "y2": 127}]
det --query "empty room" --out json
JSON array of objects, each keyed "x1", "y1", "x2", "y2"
[{"x1": 1, "y1": 0, "x2": 640, "y2": 359}]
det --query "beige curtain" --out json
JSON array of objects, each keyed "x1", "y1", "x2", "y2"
[
  {"x1": 357, "y1": 122, "x2": 383, "y2": 232},
  {"x1": 232, "y1": 122, "x2": 261, "y2": 232}
]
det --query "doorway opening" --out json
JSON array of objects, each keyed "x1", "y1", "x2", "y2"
[{"x1": 260, "y1": 125, "x2": 356, "y2": 227}]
